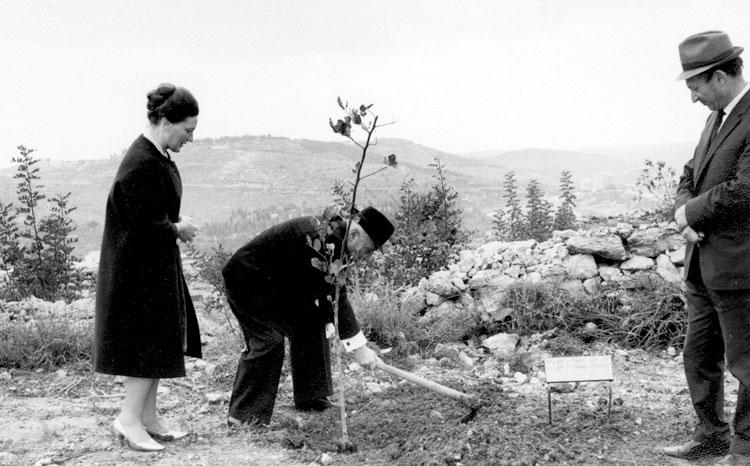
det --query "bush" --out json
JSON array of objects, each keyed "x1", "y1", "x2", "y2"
[
  {"x1": 349, "y1": 282, "x2": 421, "y2": 356},
  {"x1": 486, "y1": 279, "x2": 686, "y2": 350},
  {"x1": 352, "y1": 160, "x2": 470, "y2": 288},
  {"x1": 636, "y1": 159, "x2": 678, "y2": 221},
  {"x1": 0, "y1": 146, "x2": 84, "y2": 301},
  {"x1": 0, "y1": 316, "x2": 92, "y2": 370}
]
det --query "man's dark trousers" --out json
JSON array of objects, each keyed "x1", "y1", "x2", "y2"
[
  {"x1": 684, "y1": 252, "x2": 750, "y2": 454},
  {"x1": 226, "y1": 294, "x2": 333, "y2": 425}
]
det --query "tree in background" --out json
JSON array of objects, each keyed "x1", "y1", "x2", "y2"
[
  {"x1": 636, "y1": 159, "x2": 678, "y2": 221},
  {"x1": 553, "y1": 170, "x2": 576, "y2": 230},
  {"x1": 0, "y1": 146, "x2": 81, "y2": 301},
  {"x1": 493, "y1": 171, "x2": 525, "y2": 240},
  {"x1": 524, "y1": 179, "x2": 554, "y2": 241},
  {"x1": 495, "y1": 171, "x2": 574, "y2": 242},
  {"x1": 353, "y1": 160, "x2": 470, "y2": 288},
  {"x1": 427, "y1": 158, "x2": 467, "y2": 246}
]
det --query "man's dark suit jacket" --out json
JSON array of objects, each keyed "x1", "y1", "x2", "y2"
[
  {"x1": 676, "y1": 90, "x2": 750, "y2": 289},
  {"x1": 221, "y1": 217, "x2": 361, "y2": 338}
]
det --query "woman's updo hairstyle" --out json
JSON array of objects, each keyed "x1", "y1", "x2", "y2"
[{"x1": 146, "y1": 83, "x2": 199, "y2": 124}]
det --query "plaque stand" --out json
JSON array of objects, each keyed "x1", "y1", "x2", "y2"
[{"x1": 544, "y1": 355, "x2": 614, "y2": 424}]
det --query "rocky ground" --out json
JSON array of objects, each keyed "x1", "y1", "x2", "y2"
[{"x1": 0, "y1": 301, "x2": 741, "y2": 466}]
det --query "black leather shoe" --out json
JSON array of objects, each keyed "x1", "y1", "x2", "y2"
[
  {"x1": 294, "y1": 398, "x2": 335, "y2": 412},
  {"x1": 663, "y1": 438, "x2": 730, "y2": 459},
  {"x1": 714, "y1": 453, "x2": 750, "y2": 465}
]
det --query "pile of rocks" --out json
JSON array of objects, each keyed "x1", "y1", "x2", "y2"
[
  {"x1": 400, "y1": 220, "x2": 686, "y2": 324},
  {"x1": 0, "y1": 295, "x2": 94, "y2": 323}
]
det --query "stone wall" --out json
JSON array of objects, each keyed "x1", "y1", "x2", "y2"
[{"x1": 401, "y1": 221, "x2": 686, "y2": 324}]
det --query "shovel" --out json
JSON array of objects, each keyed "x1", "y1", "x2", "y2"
[{"x1": 373, "y1": 359, "x2": 483, "y2": 422}]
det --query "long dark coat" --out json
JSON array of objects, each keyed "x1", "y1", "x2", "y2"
[
  {"x1": 93, "y1": 135, "x2": 201, "y2": 378},
  {"x1": 221, "y1": 217, "x2": 360, "y2": 339}
]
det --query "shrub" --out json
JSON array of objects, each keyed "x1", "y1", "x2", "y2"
[
  {"x1": 0, "y1": 146, "x2": 83, "y2": 301},
  {"x1": 636, "y1": 159, "x2": 678, "y2": 221},
  {"x1": 0, "y1": 316, "x2": 92, "y2": 370},
  {"x1": 352, "y1": 159, "x2": 470, "y2": 288},
  {"x1": 487, "y1": 279, "x2": 686, "y2": 350},
  {"x1": 349, "y1": 282, "x2": 421, "y2": 356}
]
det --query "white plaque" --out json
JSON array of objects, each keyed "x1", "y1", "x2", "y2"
[{"x1": 544, "y1": 356, "x2": 613, "y2": 383}]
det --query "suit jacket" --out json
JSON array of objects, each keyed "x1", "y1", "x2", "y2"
[
  {"x1": 675, "y1": 90, "x2": 750, "y2": 289},
  {"x1": 221, "y1": 217, "x2": 360, "y2": 338}
]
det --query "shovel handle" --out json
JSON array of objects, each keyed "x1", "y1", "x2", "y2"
[{"x1": 374, "y1": 359, "x2": 477, "y2": 406}]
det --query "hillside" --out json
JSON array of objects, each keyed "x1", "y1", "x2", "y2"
[{"x1": 0, "y1": 135, "x2": 672, "y2": 254}]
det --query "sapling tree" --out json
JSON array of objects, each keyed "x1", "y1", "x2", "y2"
[
  {"x1": 308, "y1": 97, "x2": 395, "y2": 451},
  {"x1": 0, "y1": 146, "x2": 81, "y2": 301}
]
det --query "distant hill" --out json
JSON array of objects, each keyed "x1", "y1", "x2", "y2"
[{"x1": 0, "y1": 135, "x2": 683, "y2": 254}]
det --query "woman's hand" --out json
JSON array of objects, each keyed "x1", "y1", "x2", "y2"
[{"x1": 176, "y1": 216, "x2": 198, "y2": 242}]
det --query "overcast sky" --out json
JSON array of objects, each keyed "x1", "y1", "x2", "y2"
[{"x1": 2, "y1": 0, "x2": 750, "y2": 167}]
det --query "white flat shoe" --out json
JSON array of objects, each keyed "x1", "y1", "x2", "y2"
[{"x1": 113, "y1": 418, "x2": 165, "y2": 452}]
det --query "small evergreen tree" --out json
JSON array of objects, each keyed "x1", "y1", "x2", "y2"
[
  {"x1": 553, "y1": 170, "x2": 577, "y2": 230},
  {"x1": 525, "y1": 179, "x2": 553, "y2": 241},
  {"x1": 427, "y1": 158, "x2": 467, "y2": 245},
  {"x1": 494, "y1": 171, "x2": 525, "y2": 240}
]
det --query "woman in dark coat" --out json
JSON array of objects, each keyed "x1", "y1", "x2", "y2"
[{"x1": 93, "y1": 83, "x2": 201, "y2": 452}]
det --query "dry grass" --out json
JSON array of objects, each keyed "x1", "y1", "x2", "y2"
[{"x1": 0, "y1": 316, "x2": 92, "y2": 370}]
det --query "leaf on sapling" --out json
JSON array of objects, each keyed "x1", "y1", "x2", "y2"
[
  {"x1": 324, "y1": 275, "x2": 334, "y2": 284},
  {"x1": 312, "y1": 238, "x2": 322, "y2": 251},
  {"x1": 311, "y1": 257, "x2": 326, "y2": 271},
  {"x1": 337, "y1": 96, "x2": 345, "y2": 110},
  {"x1": 330, "y1": 259, "x2": 344, "y2": 275},
  {"x1": 306, "y1": 235, "x2": 313, "y2": 247}
]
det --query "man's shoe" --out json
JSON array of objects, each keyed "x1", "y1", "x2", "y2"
[
  {"x1": 714, "y1": 453, "x2": 750, "y2": 465},
  {"x1": 294, "y1": 398, "x2": 335, "y2": 412},
  {"x1": 663, "y1": 439, "x2": 730, "y2": 459}
]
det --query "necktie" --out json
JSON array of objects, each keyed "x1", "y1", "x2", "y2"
[{"x1": 708, "y1": 109, "x2": 725, "y2": 146}]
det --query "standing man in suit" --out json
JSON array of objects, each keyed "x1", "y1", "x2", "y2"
[
  {"x1": 221, "y1": 207, "x2": 394, "y2": 426},
  {"x1": 666, "y1": 31, "x2": 750, "y2": 465}
]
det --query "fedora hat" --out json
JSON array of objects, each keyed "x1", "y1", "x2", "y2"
[
  {"x1": 677, "y1": 31, "x2": 743, "y2": 80},
  {"x1": 356, "y1": 206, "x2": 394, "y2": 249}
]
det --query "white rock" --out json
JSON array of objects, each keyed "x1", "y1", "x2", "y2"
[
  {"x1": 458, "y1": 351, "x2": 474, "y2": 368},
  {"x1": 582, "y1": 277, "x2": 601, "y2": 294},
  {"x1": 656, "y1": 254, "x2": 683, "y2": 283},
  {"x1": 425, "y1": 292, "x2": 442, "y2": 306},
  {"x1": 319, "y1": 452, "x2": 333, "y2": 465},
  {"x1": 514, "y1": 372, "x2": 529, "y2": 384},
  {"x1": 620, "y1": 255, "x2": 654, "y2": 271},
  {"x1": 563, "y1": 254, "x2": 598, "y2": 279},
  {"x1": 429, "y1": 410, "x2": 445, "y2": 422},
  {"x1": 598, "y1": 265, "x2": 623, "y2": 282},
  {"x1": 559, "y1": 279, "x2": 585, "y2": 294},
  {"x1": 468, "y1": 269, "x2": 516, "y2": 291},
  {"x1": 482, "y1": 333, "x2": 519, "y2": 356},
  {"x1": 667, "y1": 246, "x2": 686, "y2": 266},
  {"x1": 365, "y1": 382, "x2": 383, "y2": 394}
]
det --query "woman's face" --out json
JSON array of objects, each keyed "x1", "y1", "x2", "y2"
[{"x1": 163, "y1": 116, "x2": 198, "y2": 152}]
